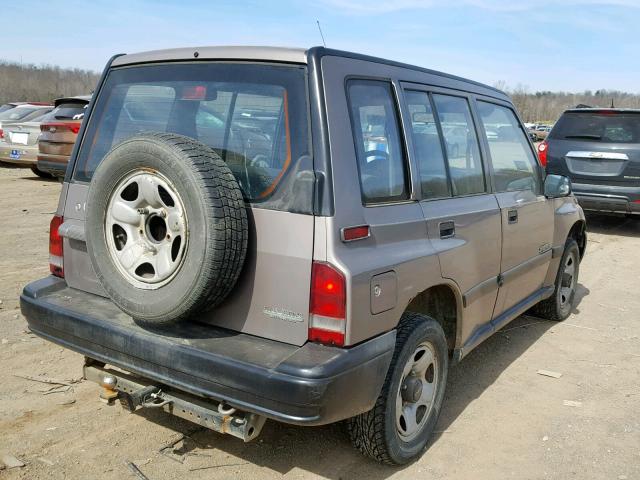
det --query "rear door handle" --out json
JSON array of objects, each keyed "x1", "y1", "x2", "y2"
[
  {"x1": 508, "y1": 209, "x2": 518, "y2": 224},
  {"x1": 439, "y1": 221, "x2": 455, "y2": 239}
]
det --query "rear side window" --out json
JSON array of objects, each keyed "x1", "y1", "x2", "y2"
[
  {"x1": 477, "y1": 101, "x2": 541, "y2": 193},
  {"x1": 347, "y1": 80, "x2": 409, "y2": 203},
  {"x1": 551, "y1": 112, "x2": 640, "y2": 143},
  {"x1": 74, "y1": 63, "x2": 309, "y2": 202},
  {"x1": 432, "y1": 94, "x2": 485, "y2": 196},
  {"x1": 404, "y1": 90, "x2": 450, "y2": 199}
]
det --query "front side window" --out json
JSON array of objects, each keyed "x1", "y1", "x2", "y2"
[
  {"x1": 347, "y1": 80, "x2": 409, "y2": 203},
  {"x1": 432, "y1": 94, "x2": 485, "y2": 196},
  {"x1": 74, "y1": 63, "x2": 309, "y2": 202},
  {"x1": 477, "y1": 101, "x2": 541, "y2": 193},
  {"x1": 404, "y1": 90, "x2": 450, "y2": 199}
]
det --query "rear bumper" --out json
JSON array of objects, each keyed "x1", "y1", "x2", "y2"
[
  {"x1": 37, "y1": 155, "x2": 68, "y2": 177},
  {"x1": 0, "y1": 144, "x2": 38, "y2": 166},
  {"x1": 572, "y1": 182, "x2": 640, "y2": 214},
  {"x1": 20, "y1": 276, "x2": 395, "y2": 426}
]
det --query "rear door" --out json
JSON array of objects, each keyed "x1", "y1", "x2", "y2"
[
  {"x1": 546, "y1": 110, "x2": 640, "y2": 186},
  {"x1": 475, "y1": 99, "x2": 553, "y2": 323},
  {"x1": 62, "y1": 62, "x2": 315, "y2": 346},
  {"x1": 403, "y1": 84, "x2": 502, "y2": 349}
]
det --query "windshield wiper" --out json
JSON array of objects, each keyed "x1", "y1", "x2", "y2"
[{"x1": 564, "y1": 134, "x2": 602, "y2": 140}]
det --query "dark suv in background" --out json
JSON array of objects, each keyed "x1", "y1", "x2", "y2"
[{"x1": 540, "y1": 108, "x2": 640, "y2": 215}]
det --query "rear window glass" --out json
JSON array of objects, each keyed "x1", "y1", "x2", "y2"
[
  {"x1": 551, "y1": 112, "x2": 640, "y2": 143},
  {"x1": 74, "y1": 63, "x2": 309, "y2": 202},
  {"x1": 0, "y1": 104, "x2": 15, "y2": 113},
  {"x1": 0, "y1": 107, "x2": 41, "y2": 121},
  {"x1": 45, "y1": 102, "x2": 88, "y2": 121}
]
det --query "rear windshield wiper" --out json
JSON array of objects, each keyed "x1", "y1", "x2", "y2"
[{"x1": 563, "y1": 134, "x2": 602, "y2": 140}]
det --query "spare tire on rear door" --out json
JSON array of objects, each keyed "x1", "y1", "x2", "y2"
[{"x1": 85, "y1": 132, "x2": 248, "y2": 326}]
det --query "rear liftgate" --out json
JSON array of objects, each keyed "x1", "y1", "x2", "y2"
[{"x1": 83, "y1": 360, "x2": 266, "y2": 442}]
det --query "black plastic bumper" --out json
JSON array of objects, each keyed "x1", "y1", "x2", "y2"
[
  {"x1": 21, "y1": 277, "x2": 395, "y2": 426},
  {"x1": 573, "y1": 182, "x2": 640, "y2": 215}
]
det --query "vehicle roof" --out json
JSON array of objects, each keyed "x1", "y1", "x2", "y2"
[
  {"x1": 110, "y1": 45, "x2": 503, "y2": 97},
  {"x1": 54, "y1": 95, "x2": 92, "y2": 107},
  {"x1": 563, "y1": 108, "x2": 640, "y2": 114},
  {"x1": 2, "y1": 101, "x2": 52, "y2": 107},
  {"x1": 11, "y1": 104, "x2": 52, "y2": 109}
]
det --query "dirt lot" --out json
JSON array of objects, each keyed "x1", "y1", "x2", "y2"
[{"x1": 1, "y1": 165, "x2": 639, "y2": 480}]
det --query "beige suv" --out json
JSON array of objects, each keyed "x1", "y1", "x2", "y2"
[{"x1": 21, "y1": 46, "x2": 585, "y2": 465}]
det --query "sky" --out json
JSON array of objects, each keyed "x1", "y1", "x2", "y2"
[{"x1": 3, "y1": 0, "x2": 640, "y2": 92}]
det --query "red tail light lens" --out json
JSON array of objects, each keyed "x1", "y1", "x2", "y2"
[
  {"x1": 537, "y1": 140, "x2": 548, "y2": 167},
  {"x1": 41, "y1": 122, "x2": 81, "y2": 134},
  {"x1": 0, "y1": 128, "x2": 4, "y2": 139},
  {"x1": 49, "y1": 215, "x2": 64, "y2": 278},
  {"x1": 309, "y1": 262, "x2": 346, "y2": 346}
]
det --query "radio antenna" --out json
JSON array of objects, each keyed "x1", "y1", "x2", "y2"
[{"x1": 316, "y1": 20, "x2": 327, "y2": 47}]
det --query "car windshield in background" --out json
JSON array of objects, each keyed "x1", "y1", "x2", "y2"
[
  {"x1": 74, "y1": 63, "x2": 309, "y2": 201},
  {"x1": 551, "y1": 112, "x2": 640, "y2": 143},
  {"x1": 47, "y1": 103, "x2": 88, "y2": 121},
  {"x1": 0, "y1": 107, "x2": 41, "y2": 121}
]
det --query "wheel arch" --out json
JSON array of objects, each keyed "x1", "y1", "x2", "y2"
[
  {"x1": 404, "y1": 282, "x2": 462, "y2": 354},
  {"x1": 568, "y1": 219, "x2": 587, "y2": 259}
]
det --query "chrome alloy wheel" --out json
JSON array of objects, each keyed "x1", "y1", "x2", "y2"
[
  {"x1": 105, "y1": 170, "x2": 188, "y2": 289},
  {"x1": 396, "y1": 341, "x2": 439, "y2": 441}
]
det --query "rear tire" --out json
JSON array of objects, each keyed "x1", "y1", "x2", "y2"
[
  {"x1": 30, "y1": 166, "x2": 53, "y2": 179},
  {"x1": 531, "y1": 239, "x2": 580, "y2": 321},
  {"x1": 347, "y1": 312, "x2": 448, "y2": 465}
]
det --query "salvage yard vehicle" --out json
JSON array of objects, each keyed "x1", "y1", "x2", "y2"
[
  {"x1": 21, "y1": 46, "x2": 586, "y2": 465},
  {"x1": 0, "y1": 112, "x2": 53, "y2": 178},
  {"x1": 541, "y1": 108, "x2": 640, "y2": 216},
  {"x1": 0, "y1": 103, "x2": 53, "y2": 138},
  {"x1": 37, "y1": 95, "x2": 90, "y2": 178}
]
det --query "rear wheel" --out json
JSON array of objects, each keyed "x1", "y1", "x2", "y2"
[
  {"x1": 30, "y1": 166, "x2": 53, "y2": 179},
  {"x1": 532, "y1": 239, "x2": 580, "y2": 321},
  {"x1": 347, "y1": 312, "x2": 448, "y2": 465}
]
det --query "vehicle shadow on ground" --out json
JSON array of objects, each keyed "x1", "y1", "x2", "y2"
[
  {"x1": 585, "y1": 213, "x2": 640, "y2": 237},
  {"x1": 137, "y1": 302, "x2": 589, "y2": 479}
]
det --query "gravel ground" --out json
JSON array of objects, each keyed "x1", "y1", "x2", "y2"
[{"x1": 0, "y1": 165, "x2": 639, "y2": 479}]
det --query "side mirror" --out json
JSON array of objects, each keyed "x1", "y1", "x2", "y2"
[{"x1": 544, "y1": 174, "x2": 572, "y2": 198}]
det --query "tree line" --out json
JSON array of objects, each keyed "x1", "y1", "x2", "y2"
[
  {"x1": 495, "y1": 81, "x2": 640, "y2": 124},
  {"x1": 0, "y1": 59, "x2": 100, "y2": 105}
]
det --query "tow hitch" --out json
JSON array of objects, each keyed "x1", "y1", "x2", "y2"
[{"x1": 83, "y1": 361, "x2": 266, "y2": 442}]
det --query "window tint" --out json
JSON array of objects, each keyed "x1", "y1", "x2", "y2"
[
  {"x1": 477, "y1": 101, "x2": 540, "y2": 193},
  {"x1": 404, "y1": 90, "x2": 450, "y2": 198},
  {"x1": 347, "y1": 80, "x2": 409, "y2": 203},
  {"x1": 74, "y1": 63, "x2": 309, "y2": 202},
  {"x1": 43, "y1": 102, "x2": 88, "y2": 122},
  {"x1": 550, "y1": 111, "x2": 640, "y2": 143},
  {"x1": 432, "y1": 94, "x2": 485, "y2": 195}
]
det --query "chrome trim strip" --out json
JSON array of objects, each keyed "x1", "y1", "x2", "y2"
[{"x1": 566, "y1": 150, "x2": 629, "y2": 160}]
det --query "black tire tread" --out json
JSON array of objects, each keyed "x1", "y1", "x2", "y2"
[
  {"x1": 346, "y1": 312, "x2": 432, "y2": 465},
  {"x1": 531, "y1": 238, "x2": 579, "y2": 321}
]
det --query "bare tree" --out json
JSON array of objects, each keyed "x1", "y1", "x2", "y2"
[{"x1": 0, "y1": 59, "x2": 100, "y2": 104}]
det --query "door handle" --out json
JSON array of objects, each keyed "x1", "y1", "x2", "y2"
[
  {"x1": 439, "y1": 221, "x2": 455, "y2": 239},
  {"x1": 508, "y1": 209, "x2": 518, "y2": 224}
]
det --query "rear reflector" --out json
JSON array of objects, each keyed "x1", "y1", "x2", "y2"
[
  {"x1": 49, "y1": 215, "x2": 64, "y2": 278},
  {"x1": 309, "y1": 262, "x2": 346, "y2": 346},
  {"x1": 538, "y1": 140, "x2": 548, "y2": 167},
  {"x1": 0, "y1": 128, "x2": 3, "y2": 139},
  {"x1": 341, "y1": 225, "x2": 370, "y2": 242}
]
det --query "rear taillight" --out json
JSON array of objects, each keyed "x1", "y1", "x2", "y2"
[
  {"x1": 0, "y1": 128, "x2": 4, "y2": 139},
  {"x1": 41, "y1": 122, "x2": 81, "y2": 134},
  {"x1": 49, "y1": 215, "x2": 64, "y2": 278},
  {"x1": 309, "y1": 262, "x2": 346, "y2": 346},
  {"x1": 537, "y1": 140, "x2": 548, "y2": 167}
]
